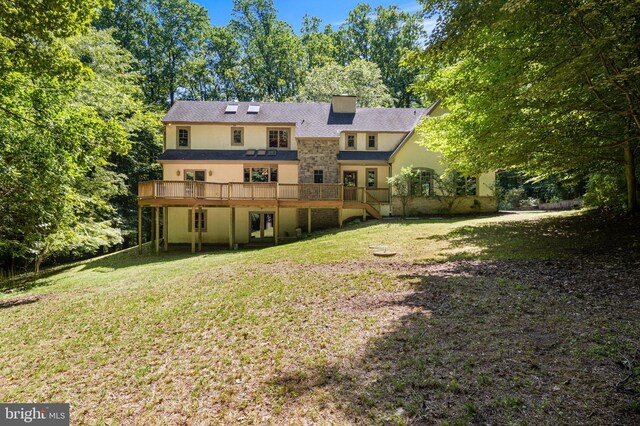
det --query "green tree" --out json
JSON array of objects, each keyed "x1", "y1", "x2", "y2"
[
  {"x1": 298, "y1": 59, "x2": 393, "y2": 107},
  {"x1": 300, "y1": 15, "x2": 336, "y2": 70},
  {"x1": 334, "y1": 3, "x2": 374, "y2": 63},
  {"x1": 230, "y1": 0, "x2": 304, "y2": 101},
  {"x1": 332, "y1": 3, "x2": 426, "y2": 107},
  {"x1": 413, "y1": 0, "x2": 640, "y2": 212},
  {"x1": 388, "y1": 166, "x2": 419, "y2": 218},
  {"x1": 0, "y1": 25, "x2": 156, "y2": 272},
  {"x1": 96, "y1": 0, "x2": 212, "y2": 106},
  {"x1": 68, "y1": 29, "x2": 163, "y2": 245},
  {"x1": 0, "y1": 0, "x2": 110, "y2": 82},
  {"x1": 371, "y1": 6, "x2": 426, "y2": 107}
]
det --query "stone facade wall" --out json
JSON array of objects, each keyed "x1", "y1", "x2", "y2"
[
  {"x1": 297, "y1": 208, "x2": 339, "y2": 230},
  {"x1": 391, "y1": 196, "x2": 498, "y2": 216},
  {"x1": 297, "y1": 139, "x2": 340, "y2": 184}
]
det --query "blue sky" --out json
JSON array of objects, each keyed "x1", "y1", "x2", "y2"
[{"x1": 193, "y1": 0, "x2": 435, "y2": 33}]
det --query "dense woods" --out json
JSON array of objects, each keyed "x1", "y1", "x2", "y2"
[
  {"x1": 1, "y1": 0, "x2": 638, "y2": 274},
  {"x1": 413, "y1": 0, "x2": 640, "y2": 213},
  {"x1": 0, "y1": 0, "x2": 427, "y2": 273}
]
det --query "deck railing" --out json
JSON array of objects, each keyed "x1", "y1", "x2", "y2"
[
  {"x1": 139, "y1": 181, "x2": 389, "y2": 203},
  {"x1": 365, "y1": 188, "x2": 390, "y2": 203}
]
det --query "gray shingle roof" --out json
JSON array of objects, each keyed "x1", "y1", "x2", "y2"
[
  {"x1": 163, "y1": 101, "x2": 437, "y2": 138},
  {"x1": 158, "y1": 149, "x2": 298, "y2": 162}
]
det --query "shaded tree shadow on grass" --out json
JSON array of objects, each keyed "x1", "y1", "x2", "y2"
[
  {"x1": 264, "y1": 260, "x2": 640, "y2": 424},
  {"x1": 428, "y1": 211, "x2": 640, "y2": 262}
]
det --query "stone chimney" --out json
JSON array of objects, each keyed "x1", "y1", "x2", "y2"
[{"x1": 331, "y1": 95, "x2": 356, "y2": 113}]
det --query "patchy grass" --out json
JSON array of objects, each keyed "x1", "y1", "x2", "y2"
[{"x1": 0, "y1": 210, "x2": 639, "y2": 424}]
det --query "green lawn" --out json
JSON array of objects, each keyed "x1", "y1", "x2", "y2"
[{"x1": 1, "y1": 211, "x2": 639, "y2": 425}]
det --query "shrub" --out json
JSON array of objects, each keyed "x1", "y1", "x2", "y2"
[{"x1": 583, "y1": 171, "x2": 626, "y2": 211}]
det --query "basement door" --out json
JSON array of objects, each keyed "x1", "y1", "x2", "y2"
[{"x1": 249, "y1": 212, "x2": 275, "y2": 242}]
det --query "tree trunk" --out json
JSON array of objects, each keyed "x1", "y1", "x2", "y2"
[
  {"x1": 35, "y1": 255, "x2": 43, "y2": 275},
  {"x1": 623, "y1": 124, "x2": 638, "y2": 213}
]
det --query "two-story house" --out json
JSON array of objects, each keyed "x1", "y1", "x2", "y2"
[{"x1": 138, "y1": 95, "x2": 496, "y2": 253}]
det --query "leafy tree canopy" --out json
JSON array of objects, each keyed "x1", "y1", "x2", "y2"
[
  {"x1": 412, "y1": 0, "x2": 640, "y2": 211},
  {"x1": 298, "y1": 59, "x2": 393, "y2": 107}
]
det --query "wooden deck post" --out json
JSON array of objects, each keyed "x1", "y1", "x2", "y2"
[
  {"x1": 138, "y1": 206, "x2": 142, "y2": 254},
  {"x1": 191, "y1": 206, "x2": 196, "y2": 253},
  {"x1": 229, "y1": 207, "x2": 235, "y2": 249},
  {"x1": 154, "y1": 207, "x2": 160, "y2": 254},
  {"x1": 163, "y1": 207, "x2": 168, "y2": 252},
  {"x1": 274, "y1": 207, "x2": 279, "y2": 246},
  {"x1": 307, "y1": 208, "x2": 312, "y2": 234},
  {"x1": 198, "y1": 206, "x2": 203, "y2": 252},
  {"x1": 150, "y1": 207, "x2": 155, "y2": 246},
  {"x1": 338, "y1": 208, "x2": 343, "y2": 228},
  {"x1": 362, "y1": 208, "x2": 366, "y2": 223}
]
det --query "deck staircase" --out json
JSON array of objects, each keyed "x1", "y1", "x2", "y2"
[{"x1": 364, "y1": 190, "x2": 383, "y2": 220}]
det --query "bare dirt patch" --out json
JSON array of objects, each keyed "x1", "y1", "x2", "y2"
[{"x1": 267, "y1": 258, "x2": 640, "y2": 424}]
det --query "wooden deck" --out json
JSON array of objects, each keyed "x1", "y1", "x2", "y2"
[
  {"x1": 138, "y1": 181, "x2": 389, "y2": 211},
  {"x1": 137, "y1": 181, "x2": 390, "y2": 254}
]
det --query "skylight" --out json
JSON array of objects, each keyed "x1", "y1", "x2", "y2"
[
  {"x1": 257, "y1": 150, "x2": 266, "y2": 156},
  {"x1": 245, "y1": 149, "x2": 256, "y2": 156},
  {"x1": 247, "y1": 105, "x2": 260, "y2": 114},
  {"x1": 225, "y1": 104, "x2": 239, "y2": 113},
  {"x1": 267, "y1": 150, "x2": 276, "y2": 156}
]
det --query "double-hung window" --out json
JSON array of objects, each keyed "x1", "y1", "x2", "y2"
[
  {"x1": 346, "y1": 133, "x2": 357, "y2": 150},
  {"x1": 366, "y1": 133, "x2": 377, "y2": 150},
  {"x1": 231, "y1": 127, "x2": 244, "y2": 146},
  {"x1": 177, "y1": 127, "x2": 190, "y2": 148}
]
